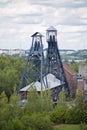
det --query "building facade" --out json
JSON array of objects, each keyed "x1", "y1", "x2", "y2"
[{"x1": 63, "y1": 63, "x2": 77, "y2": 98}]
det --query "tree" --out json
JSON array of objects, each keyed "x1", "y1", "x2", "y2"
[
  {"x1": 3, "y1": 68, "x2": 18, "y2": 102},
  {"x1": 70, "y1": 62, "x2": 79, "y2": 72},
  {"x1": 57, "y1": 88, "x2": 67, "y2": 109},
  {"x1": 75, "y1": 87, "x2": 85, "y2": 110},
  {"x1": 24, "y1": 89, "x2": 53, "y2": 114},
  {"x1": 0, "y1": 56, "x2": 24, "y2": 102},
  {"x1": 50, "y1": 89, "x2": 67, "y2": 124}
]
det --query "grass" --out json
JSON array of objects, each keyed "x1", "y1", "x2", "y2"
[{"x1": 53, "y1": 124, "x2": 87, "y2": 130}]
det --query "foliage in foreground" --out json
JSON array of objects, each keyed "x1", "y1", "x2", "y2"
[
  {"x1": 0, "y1": 56, "x2": 25, "y2": 102},
  {"x1": 0, "y1": 90, "x2": 53, "y2": 130},
  {"x1": 0, "y1": 56, "x2": 87, "y2": 129},
  {"x1": 0, "y1": 88, "x2": 87, "y2": 130},
  {"x1": 50, "y1": 88, "x2": 87, "y2": 124}
]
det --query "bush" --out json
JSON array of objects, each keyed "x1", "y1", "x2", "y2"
[
  {"x1": 25, "y1": 89, "x2": 53, "y2": 114},
  {"x1": 65, "y1": 108, "x2": 81, "y2": 124},
  {"x1": 50, "y1": 107, "x2": 66, "y2": 124},
  {"x1": 31, "y1": 114, "x2": 53, "y2": 130},
  {"x1": 65, "y1": 107, "x2": 87, "y2": 124},
  {"x1": 81, "y1": 110, "x2": 87, "y2": 124},
  {"x1": 12, "y1": 118, "x2": 24, "y2": 130},
  {"x1": 50, "y1": 106, "x2": 87, "y2": 125},
  {"x1": 21, "y1": 113, "x2": 53, "y2": 130},
  {"x1": 21, "y1": 115, "x2": 33, "y2": 130}
]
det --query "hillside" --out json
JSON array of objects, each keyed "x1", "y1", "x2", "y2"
[
  {"x1": 0, "y1": 49, "x2": 87, "y2": 61},
  {"x1": 60, "y1": 49, "x2": 87, "y2": 61}
]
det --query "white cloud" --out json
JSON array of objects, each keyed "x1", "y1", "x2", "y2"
[{"x1": 0, "y1": 0, "x2": 87, "y2": 50}]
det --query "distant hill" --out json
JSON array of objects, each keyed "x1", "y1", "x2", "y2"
[
  {"x1": 60, "y1": 49, "x2": 87, "y2": 61},
  {"x1": 0, "y1": 49, "x2": 87, "y2": 61},
  {"x1": 59, "y1": 49, "x2": 75, "y2": 52}
]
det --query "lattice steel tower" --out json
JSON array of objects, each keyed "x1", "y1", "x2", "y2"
[
  {"x1": 45, "y1": 26, "x2": 70, "y2": 98},
  {"x1": 18, "y1": 32, "x2": 45, "y2": 93},
  {"x1": 19, "y1": 27, "x2": 70, "y2": 106}
]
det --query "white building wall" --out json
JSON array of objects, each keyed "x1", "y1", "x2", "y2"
[{"x1": 79, "y1": 63, "x2": 87, "y2": 79}]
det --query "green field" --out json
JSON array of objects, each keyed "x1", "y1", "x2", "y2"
[{"x1": 54, "y1": 124, "x2": 87, "y2": 130}]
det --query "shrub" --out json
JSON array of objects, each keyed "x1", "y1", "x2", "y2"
[
  {"x1": 31, "y1": 114, "x2": 53, "y2": 130},
  {"x1": 65, "y1": 107, "x2": 87, "y2": 124},
  {"x1": 21, "y1": 115, "x2": 33, "y2": 130},
  {"x1": 81, "y1": 110, "x2": 87, "y2": 124},
  {"x1": 50, "y1": 107, "x2": 66, "y2": 124},
  {"x1": 50, "y1": 106, "x2": 87, "y2": 125},
  {"x1": 65, "y1": 108, "x2": 81, "y2": 124},
  {"x1": 25, "y1": 89, "x2": 53, "y2": 114},
  {"x1": 12, "y1": 118, "x2": 24, "y2": 130},
  {"x1": 21, "y1": 113, "x2": 53, "y2": 130}
]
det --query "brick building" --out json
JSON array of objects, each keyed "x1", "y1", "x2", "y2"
[{"x1": 63, "y1": 63, "x2": 77, "y2": 98}]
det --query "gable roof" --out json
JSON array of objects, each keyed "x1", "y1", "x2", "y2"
[
  {"x1": 20, "y1": 73, "x2": 65, "y2": 92},
  {"x1": 31, "y1": 32, "x2": 43, "y2": 37}
]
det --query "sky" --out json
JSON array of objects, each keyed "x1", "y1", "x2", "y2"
[{"x1": 0, "y1": 0, "x2": 87, "y2": 50}]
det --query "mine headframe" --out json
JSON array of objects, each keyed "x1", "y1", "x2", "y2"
[
  {"x1": 18, "y1": 32, "x2": 46, "y2": 93},
  {"x1": 45, "y1": 26, "x2": 70, "y2": 106}
]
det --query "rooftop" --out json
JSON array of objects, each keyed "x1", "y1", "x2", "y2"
[
  {"x1": 63, "y1": 63, "x2": 76, "y2": 75},
  {"x1": 47, "y1": 26, "x2": 57, "y2": 31},
  {"x1": 20, "y1": 73, "x2": 64, "y2": 92}
]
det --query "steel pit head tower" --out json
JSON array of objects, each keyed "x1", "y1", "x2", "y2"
[
  {"x1": 18, "y1": 32, "x2": 45, "y2": 96},
  {"x1": 19, "y1": 26, "x2": 70, "y2": 105},
  {"x1": 45, "y1": 26, "x2": 70, "y2": 98}
]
